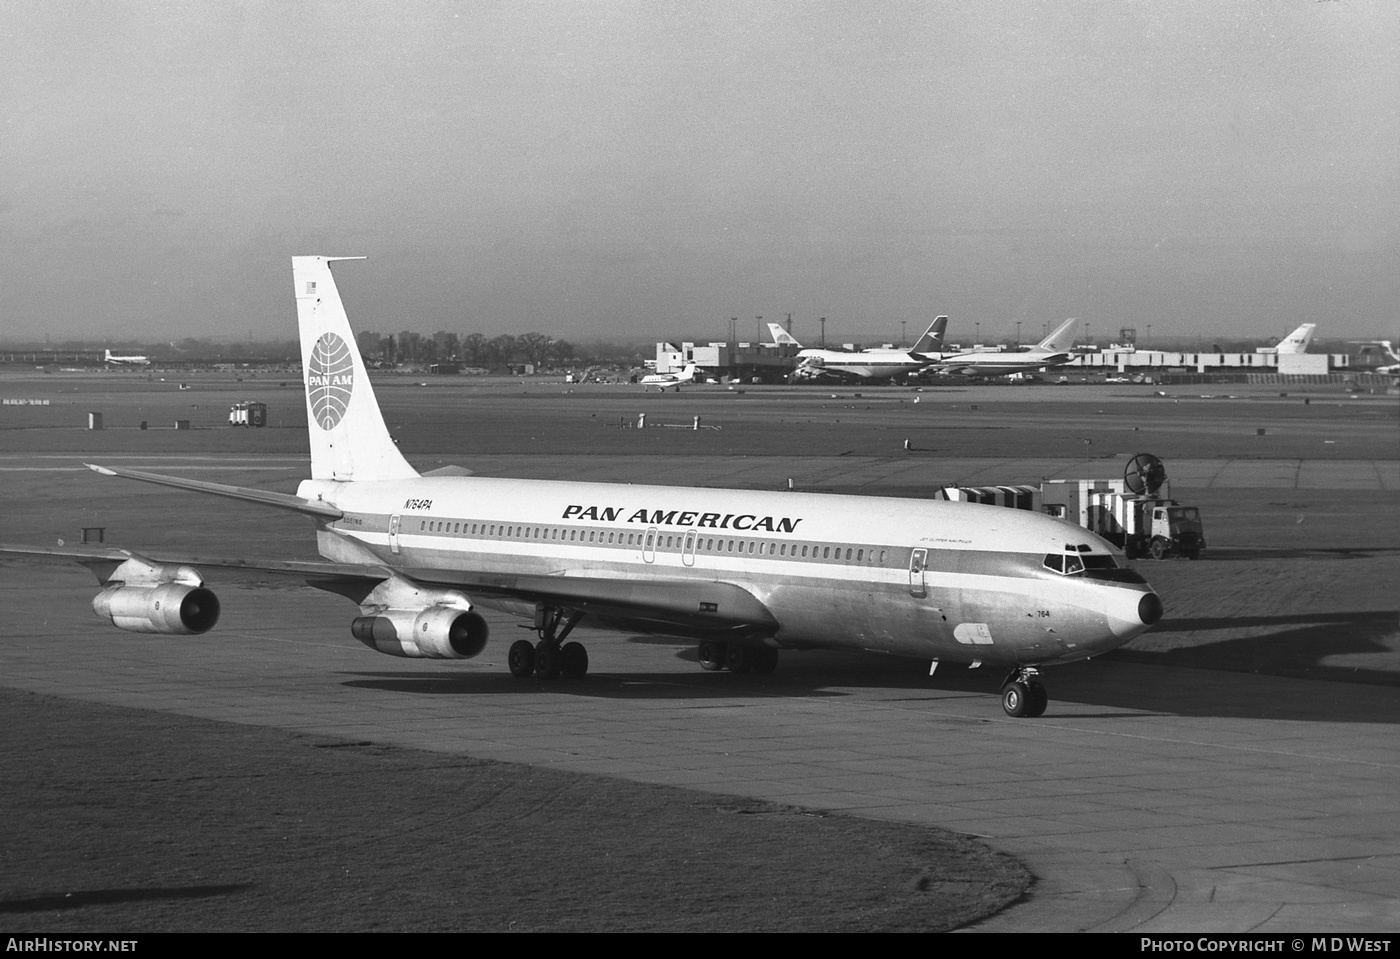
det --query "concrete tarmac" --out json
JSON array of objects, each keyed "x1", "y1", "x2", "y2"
[
  {"x1": 1, "y1": 444, "x2": 1396, "y2": 932},
  {"x1": 2, "y1": 563, "x2": 1396, "y2": 932}
]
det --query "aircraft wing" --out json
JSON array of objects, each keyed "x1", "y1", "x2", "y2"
[
  {"x1": 0, "y1": 543, "x2": 387, "y2": 590},
  {"x1": 86, "y1": 464, "x2": 343, "y2": 519},
  {"x1": 398, "y1": 565, "x2": 778, "y2": 637},
  {"x1": 0, "y1": 544, "x2": 778, "y2": 638}
]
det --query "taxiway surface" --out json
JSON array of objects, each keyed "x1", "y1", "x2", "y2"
[{"x1": 2, "y1": 379, "x2": 1396, "y2": 932}]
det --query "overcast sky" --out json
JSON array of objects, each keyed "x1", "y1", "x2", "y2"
[{"x1": 2, "y1": 0, "x2": 1396, "y2": 345}]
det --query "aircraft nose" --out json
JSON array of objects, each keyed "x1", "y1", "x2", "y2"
[
  {"x1": 1105, "y1": 589, "x2": 1163, "y2": 641},
  {"x1": 1138, "y1": 592, "x2": 1163, "y2": 626}
]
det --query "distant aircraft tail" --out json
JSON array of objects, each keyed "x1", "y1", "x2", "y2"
[
  {"x1": 103, "y1": 350, "x2": 112, "y2": 362},
  {"x1": 1275, "y1": 323, "x2": 1316, "y2": 355},
  {"x1": 293, "y1": 256, "x2": 419, "y2": 482},
  {"x1": 1038, "y1": 317, "x2": 1080, "y2": 352},
  {"x1": 767, "y1": 323, "x2": 802, "y2": 348},
  {"x1": 911, "y1": 316, "x2": 948, "y2": 353}
]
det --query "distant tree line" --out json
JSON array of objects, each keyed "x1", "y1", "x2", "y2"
[{"x1": 355, "y1": 330, "x2": 650, "y2": 370}]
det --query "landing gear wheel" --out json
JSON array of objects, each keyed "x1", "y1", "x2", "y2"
[
  {"x1": 1001, "y1": 682, "x2": 1032, "y2": 718},
  {"x1": 1026, "y1": 683, "x2": 1048, "y2": 718},
  {"x1": 750, "y1": 647, "x2": 779, "y2": 675},
  {"x1": 534, "y1": 641, "x2": 561, "y2": 680},
  {"x1": 698, "y1": 640, "x2": 727, "y2": 671},
  {"x1": 1150, "y1": 537, "x2": 1168, "y2": 560},
  {"x1": 560, "y1": 641, "x2": 589, "y2": 679},
  {"x1": 508, "y1": 640, "x2": 536, "y2": 679},
  {"x1": 724, "y1": 644, "x2": 752, "y2": 674}
]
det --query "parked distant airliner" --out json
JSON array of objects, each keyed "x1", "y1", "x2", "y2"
[
  {"x1": 0, "y1": 259, "x2": 1162, "y2": 717},
  {"x1": 929, "y1": 318, "x2": 1080, "y2": 377},
  {"x1": 104, "y1": 349, "x2": 150, "y2": 366},
  {"x1": 781, "y1": 318, "x2": 949, "y2": 383}
]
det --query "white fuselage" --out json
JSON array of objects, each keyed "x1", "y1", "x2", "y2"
[
  {"x1": 299, "y1": 475, "x2": 1158, "y2": 669},
  {"x1": 790, "y1": 348, "x2": 928, "y2": 382},
  {"x1": 935, "y1": 349, "x2": 1072, "y2": 376}
]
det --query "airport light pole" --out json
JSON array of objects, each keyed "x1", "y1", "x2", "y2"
[
  {"x1": 975, "y1": 321, "x2": 981, "y2": 346},
  {"x1": 730, "y1": 317, "x2": 737, "y2": 344},
  {"x1": 1016, "y1": 321, "x2": 1022, "y2": 347},
  {"x1": 756, "y1": 316, "x2": 762, "y2": 345},
  {"x1": 901, "y1": 320, "x2": 906, "y2": 347},
  {"x1": 820, "y1": 317, "x2": 826, "y2": 348}
]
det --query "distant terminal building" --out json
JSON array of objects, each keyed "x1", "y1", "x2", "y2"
[
  {"x1": 655, "y1": 339, "x2": 1353, "y2": 381},
  {"x1": 1063, "y1": 349, "x2": 1336, "y2": 376}
]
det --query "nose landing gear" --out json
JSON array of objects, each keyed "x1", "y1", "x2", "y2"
[{"x1": 1001, "y1": 667, "x2": 1048, "y2": 718}]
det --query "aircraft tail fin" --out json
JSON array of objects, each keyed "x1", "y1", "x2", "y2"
[
  {"x1": 293, "y1": 256, "x2": 419, "y2": 482},
  {"x1": 767, "y1": 323, "x2": 802, "y2": 348},
  {"x1": 911, "y1": 316, "x2": 949, "y2": 353},
  {"x1": 1038, "y1": 317, "x2": 1080, "y2": 352},
  {"x1": 1275, "y1": 323, "x2": 1316, "y2": 354}
]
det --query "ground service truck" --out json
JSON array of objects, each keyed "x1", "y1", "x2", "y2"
[{"x1": 934, "y1": 454, "x2": 1205, "y2": 560}]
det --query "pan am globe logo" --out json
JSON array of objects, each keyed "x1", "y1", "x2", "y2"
[{"x1": 306, "y1": 332, "x2": 355, "y2": 430}]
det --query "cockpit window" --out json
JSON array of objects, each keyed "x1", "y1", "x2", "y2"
[{"x1": 1045, "y1": 552, "x2": 1123, "y2": 575}]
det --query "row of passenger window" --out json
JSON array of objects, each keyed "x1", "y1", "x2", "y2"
[{"x1": 413, "y1": 518, "x2": 891, "y2": 565}]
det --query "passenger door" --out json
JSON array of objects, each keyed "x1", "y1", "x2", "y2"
[{"x1": 909, "y1": 548, "x2": 927, "y2": 598}]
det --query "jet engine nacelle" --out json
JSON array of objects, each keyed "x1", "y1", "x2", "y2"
[
  {"x1": 92, "y1": 584, "x2": 222, "y2": 635},
  {"x1": 351, "y1": 606, "x2": 489, "y2": 659}
]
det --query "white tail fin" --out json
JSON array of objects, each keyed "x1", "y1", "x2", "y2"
[
  {"x1": 1038, "y1": 317, "x2": 1080, "y2": 352},
  {"x1": 294, "y1": 256, "x2": 418, "y2": 482},
  {"x1": 767, "y1": 323, "x2": 802, "y2": 348},
  {"x1": 911, "y1": 316, "x2": 948, "y2": 353},
  {"x1": 1275, "y1": 323, "x2": 1316, "y2": 354}
]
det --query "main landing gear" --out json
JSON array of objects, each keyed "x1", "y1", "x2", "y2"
[
  {"x1": 696, "y1": 640, "x2": 778, "y2": 675},
  {"x1": 1000, "y1": 667, "x2": 1048, "y2": 718},
  {"x1": 509, "y1": 608, "x2": 588, "y2": 680}
]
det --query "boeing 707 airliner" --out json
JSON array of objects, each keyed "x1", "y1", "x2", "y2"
[{"x1": 0, "y1": 257, "x2": 1162, "y2": 717}]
